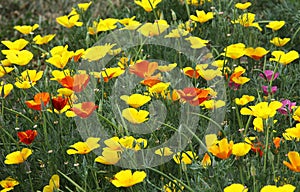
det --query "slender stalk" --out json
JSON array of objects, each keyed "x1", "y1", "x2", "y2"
[{"x1": 263, "y1": 119, "x2": 269, "y2": 173}]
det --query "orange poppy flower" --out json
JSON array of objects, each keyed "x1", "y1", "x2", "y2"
[
  {"x1": 71, "y1": 102, "x2": 98, "y2": 118},
  {"x1": 283, "y1": 151, "x2": 300, "y2": 172},
  {"x1": 208, "y1": 138, "x2": 234, "y2": 159},
  {"x1": 273, "y1": 137, "x2": 283, "y2": 149},
  {"x1": 183, "y1": 67, "x2": 200, "y2": 79},
  {"x1": 177, "y1": 87, "x2": 210, "y2": 106},
  {"x1": 17, "y1": 130, "x2": 38, "y2": 145},
  {"x1": 59, "y1": 74, "x2": 90, "y2": 92},
  {"x1": 25, "y1": 92, "x2": 50, "y2": 111},
  {"x1": 140, "y1": 76, "x2": 161, "y2": 87},
  {"x1": 52, "y1": 96, "x2": 68, "y2": 111},
  {"x1": 129, "y1": 60, "x2": 158, "y2": 78}
]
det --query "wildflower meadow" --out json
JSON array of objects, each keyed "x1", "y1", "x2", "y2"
[{"x1": 1, "y1": 0, "x2": 300, "y2": 191}]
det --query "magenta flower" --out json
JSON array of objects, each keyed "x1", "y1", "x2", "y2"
[
  {"x1": 262, "y1": 85, "x2": 277, "y2": 95},
  {"x1": 278, "y1": 99, "x2": 296, "y2": 115},
  {"x1": 259, "y1": 70, "x2": 279, "y2": 81}
]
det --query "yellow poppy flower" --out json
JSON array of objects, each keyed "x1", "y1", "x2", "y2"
[
  {"x1": 157, "y1": 63, "x2": 177, "y2": 72},
  {"x1": 96, "y1": 18, "x2": 118, "y2": 32},
  {"x1": 33, "y1": 34, "x2": 56, "y2": 45},
  {"x1": 77, "y1": 1, "x2": 92, "y2": 11},
  {"x1": 155, "y1": 147, "x2": 173, "y2": 156},
  {"x1": 57, "y1": 88, "x2": 74, "y2": 97},
  {"x1": 270, "y1": 37, "x2": 290, "y2": 47},
  {"x1": 43, "y1": 174, "x2": 60, "y2": 192},
  {"x1": 14, "y1": 24, "x2": 39, "y2": 35},
  {"x1": 293, "y1": 107, "x2": 300, "y2": 122},
  {"x1": 56, "y1": 14, "x2": 83, "y2": 28},
  {"x1": 235, "y1": 2, "x2": 252, "y2": 10},
  {"x1": 212, "y1": 59, "x2": 228, "y2": 69},
  {"x1": 138, "y1": 20, "x2": 169, "y2": 37},
  {"x1": 231, "y1": 13, "x2": 262, "y2": 31},
  {"x1": 185, "y1": 36, "x2": 209, "y2": 49},
  {"x1": 0, "y1": 177, "x2": 19, "y2": 192},
  {"x1": 148, "y1": 82, "x2": 170, "y2": 96},
  {"x1": 245, "y1": 47, "x2": 269, "y2": 60},
  {"x1": 15, "y1": 69, "x2": 44, "y2": 89},
  {"x1": 232, "y1": 142, "x2": 251, "y2": 156},
  {"x1": 134, "y1": 0, "x2": 162, "y2": 12},
  {"x1": 111, "y1": 170, "x2": 146, "y2": 187},
  {"x1": 0, "y1": 66, "x2": 14, "y2": 78},
  {"x1": 1, "y1": 38, "x2": 29, "y2": 55},
  {"x1": 0, "y1": 82, "x2": 13, "y2": 98},
  {"x1": 67, "y1": 137, "x2": 100, "y2": 155},
  {"x1": 46, "y1": 51, "x2": 74, "y2": 69},
  {"x1": 82, "y1": 44, "x2": 115, "y2": 61},
  {"x1": 269, "y1": 50, "x2": 299, "y2": 65},
  {"x1": 50, "y1": 69, "x2": 72, "y2": 81},
  {"x1": 190, "y1": 10, "x2": 214, "y2": 24},
  {"x1": 221, "y1": 43, "x2": 246, "y2": 59},
  {"x1": 253, "y1": 117, "x2": 264, "y2": 132},
  {"x1": 4, "y1": 148, "x2": 32, "y2": 164},
  {"x1": 173, "y1": 151, "x2": 198, "y2": 164},
  {"x1": 201, "y1": 99, "x2": 225, "y2": 110},
  {"x1": 283, "y1": 123, "x2": 300, "y2": 141},
  {"x1": 95, "y1": 149, "x2": 120, "y2": 165},
  {"x1": 6, "y1": 50, "x2": 33, "y2": 66},
  {"x1": 1, "y1": 59, "x2": 11, "y2": 67},
  {"x1": 240, "y1": 101, "x2": 282, "y2": 119},
  {"x1": 266, "y1": 21, "x2": 285, "y2": 31},
  {"x1": 120, "y1": 94, "x2": 151, "y2": 108},
  {"x1": 260, "y1": 184, "x2": 296, "y2": 192},
  {"x1": 100, "y1": 67, "x2": 124, "y2": 82},
  {"x1": 235, "y1": 95, "x2": 255, "y2": 106},
  {"x1": 121, "y1": 108, "x2": 149, "y2": 124},
  {"x1": 164, "y1": 29, "x2": 189, "y2": 38},
  {"x1": 224, "y1": 183, "x2": 248, "y2": 192}
]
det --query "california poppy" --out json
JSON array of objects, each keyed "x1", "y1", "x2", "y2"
[
  {"x1": 17, "y1": 130, "x2": 38, "y2": 145},
  {"x1": 129, "y1": 60, "x2": 158, "y2": 78},
  {"x1": 59, "y1": 74, "x2": 90, "y2": 92},
  {"x1": 25, "y1": 92, "x2": 50, "y2": 111},
  {"x1": 52, "y1": 96, "x2": 68, "y2": 111},
  {"x1": 71, "y1": 102, "x2": 98, "y2": 118}
]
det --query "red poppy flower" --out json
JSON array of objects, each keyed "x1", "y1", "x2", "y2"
[
  {"x1": 52, "y1": 96, "x2": 68, "y2": 111},
  {"x1": 71, "y1": 102, "x2": 98, "y2": 118},
  {"x1": 25, "y1": 92, "x2": 50, "y2": 111},
  {"x1": 17, "y1": 130, "x2": 38, "y2": 145},
  {"x1": 129, "y1": 60, "x2": 158, "y2": 78},
  {"x1": 59, "y1": 74, "x2": 90, "y2": 92},
  {"x1": 177, "y1": 87, "x2": 210, "y2": 106},
  {"x1": 250, "y1": 141, "x2": 264, "y2": 157}
]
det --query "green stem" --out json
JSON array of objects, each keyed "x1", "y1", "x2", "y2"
[
  {"x1": 42, "y1": 111, "x2": 50, "y2": 148},
  {"x1": 28, "y1": 172, "x2": 34, "y2": 192},
  {"x1": 58, "y1": 170, "x2": 86, "y2": 192},
  {"x1": 183, "y1": 0, "x2": 191, "y2": 20},
  {"x1": 263, "y1": 119, "x2": 269, "y2": 173},
  {"x1": 239, "y1": 163, "x2": 245, "y2": 184},
  {"x1": 235, "y1": 104, "x2": 244, "y2": 130},
  {"x1": 243, "y1": 116, "x2": 252, "y2": 137},
  {"x1": 4, "y1": 107, "x2": 34, "y2": 124}
]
